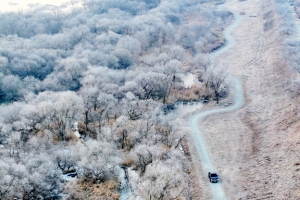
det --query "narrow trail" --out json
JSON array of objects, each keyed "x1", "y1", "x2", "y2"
[{"x1": 188, "y1": 2, "x2": 244, "y2": 200}]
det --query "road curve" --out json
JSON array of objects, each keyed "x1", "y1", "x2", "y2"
[{"x1": 188, "y1": 6, "x2": 244, "y2": 200}]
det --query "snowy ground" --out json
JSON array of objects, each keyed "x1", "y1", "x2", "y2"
[{"x1": 181, "y1": 73, "x2": 199, "y2": 89}]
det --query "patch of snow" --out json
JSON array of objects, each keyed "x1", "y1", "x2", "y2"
[
  {"x1": 119, "y1": 167, "x2": 132, "y2": 200},
  {"x1": 74, "y1": 130, "x2": 80, "y2": 138},
  {"x1": 181, "y1": 73, "x2": 199, "y2": 89},
  {"x1": 72, "y1": 121, "x2": 81, "y2": 138},
  {"x1": 61, "y1": 173, "x2": 77, "y2": 182}
]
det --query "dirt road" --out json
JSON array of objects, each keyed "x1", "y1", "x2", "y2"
[
  {"x1": 188, "y1": 4, "x2": 244, "y2": 199},
  {"x1": 188, "y1": 0, "x2": 300, "y2": 199}
]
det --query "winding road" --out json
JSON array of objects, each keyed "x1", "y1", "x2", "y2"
[{"x1": 188, "y1": 2, "x2": 244, "y2": 200}]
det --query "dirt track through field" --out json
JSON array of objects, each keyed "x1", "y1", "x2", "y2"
[
  {"x1": 188, "y1": 0, "x2": 300, "y2": 198},
  {"x1": 188, "y1": 75, "x2": 244, "y2": 200},
  {"x1": 188, "y1": 2, "x2": 244, "y2": 199}
]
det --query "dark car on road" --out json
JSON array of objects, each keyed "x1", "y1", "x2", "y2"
[{"x1": 208, "y1": 172, "x2": 219, "y2": 183}]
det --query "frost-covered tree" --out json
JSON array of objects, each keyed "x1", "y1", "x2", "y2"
[
  {"x1": 39, "y1": 91, "x2": 84, "y2": 141},
  {"x1": 0, "y1": 150, "x2": 62, "y2": 199},
  {"x1": 78, "y1": 140, "x2": 120, "y2": 183}
]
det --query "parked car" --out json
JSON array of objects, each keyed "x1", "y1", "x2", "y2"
[{"x1": 208, "y1": 172, "x2": 219, "y2": 183}]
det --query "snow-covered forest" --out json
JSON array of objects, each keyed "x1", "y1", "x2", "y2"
[{"x1": 0, "y1": 0, "x2": 232, "y2": 199}]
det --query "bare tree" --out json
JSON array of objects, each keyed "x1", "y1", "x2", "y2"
[
  {"x1": 130, "y1": 145, "x2": 156, "y2": 175},
  {"x1": 209, "y1": 66, "x2": 228, "y2": 103}
]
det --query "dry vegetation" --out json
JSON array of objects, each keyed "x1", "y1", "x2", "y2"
[{"x1": 64, "y1": 179, "x2": 121, "y2": 200}]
